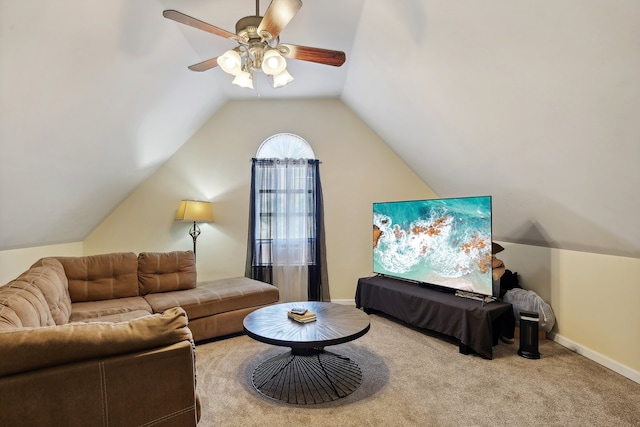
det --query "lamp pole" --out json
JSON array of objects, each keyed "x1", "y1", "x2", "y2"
[{"x1": 189, "y1": 221, "x2": 201, "y2": 258}]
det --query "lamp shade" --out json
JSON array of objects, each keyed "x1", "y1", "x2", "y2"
[
  {"x1": 261, "y1": 49, "x2": 287, "y2": 75},
  {"x1": 272, "y1": 69, "x2": 294, "y2": 88},
  {"x1": 175, "y1": 200, "x2": 214, "y2": 222},
  {"x1": 218, "y1": 50, "x2": 243, "y2": 75},
  {"x1": 232, "y1": 70, "x2": 254, "y2": 89}
]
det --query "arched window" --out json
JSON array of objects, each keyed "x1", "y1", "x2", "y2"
[
  {"x1": 256, "y1": 133, "x2": 315, "y2": 159},
  {"x1": 245, "y1": 134, "x2": 329, "y2": 302}
]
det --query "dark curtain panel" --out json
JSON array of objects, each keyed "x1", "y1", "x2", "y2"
[
  {"x1": 308, "y1": 164, "x2": 330, "y2": 301},
  {"x1": 245, "y1": 161, "x2": 273, "y2": 284}
]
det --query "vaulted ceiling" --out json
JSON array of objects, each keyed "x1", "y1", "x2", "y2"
[{"x1": 1, "y1": 0, "x2": 638, "y2": 258}]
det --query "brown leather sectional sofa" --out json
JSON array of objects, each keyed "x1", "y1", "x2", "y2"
[{"x1": 0, "y1": 251, "x2": 279, "y2": 426}]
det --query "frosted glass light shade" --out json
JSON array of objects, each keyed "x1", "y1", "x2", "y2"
[
  {"x1": 261, "y1": 49, "x2": 287, "y2": 75},
  {"x1": 232, "y1": 71, "x2": 254, "y2": 89},
  {"x1": 272, "y1": 69, "x2": 294, "y2": 88},
  {"x1": 218, "y1": 50, "x2": 242, "y2": 75}
]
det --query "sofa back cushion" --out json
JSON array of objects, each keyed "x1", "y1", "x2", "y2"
[
  {"x1": 0, "y1": 307, "x2": 192, "y2": 378},
  {"x1": 56, "y1": 252, "x2": 139, "y2": 302},
  {"x1": 0, "y1": 279, "x2": 55, "y2": 329},
  {"x1": 26, "y1": 258, "x2": 72, "y2": 325},
  {"x1": 138, "y1": 251, "x2": 197, "y2": 295}
]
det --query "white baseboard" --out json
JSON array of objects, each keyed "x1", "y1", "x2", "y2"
[
  {"x1": 330, "y1": 299, "x2": 356, "y2": 306},
  {"x1": 549, "y1": 332, "x2": 639, "y2": 384}
]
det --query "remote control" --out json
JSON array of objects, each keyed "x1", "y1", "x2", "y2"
[{"x1": 290, "y1": 307, "x2": 307, "y2": 315}]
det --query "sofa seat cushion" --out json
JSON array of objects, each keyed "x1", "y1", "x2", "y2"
[
  {"x1": 56, "y1": 252, "x2": 139, "y2": 302},
  {"x1": 143, "y1": 277, "x2": 279, "y2": 320},
  {"x1": 26, "y1": 258, "x2": 72, "y2": 325},
  {"x1": 70, "y1": 296, "x2": 152, "y2": 323},
  {"x1": 72, "y1": 310, "x2": 154, "y2": 323},
  {"x1": 0, "y1": 307, "x2": 191, "y2": 378},
  {"x1": 0, "y1": 280, "x2": 55, "y2": 329},
  {"x1": 138, "y1": 251, "x2": 197, "y2": 295}
]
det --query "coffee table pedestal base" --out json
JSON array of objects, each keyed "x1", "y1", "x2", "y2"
[{"x1": 251, "y1": 349, "x2": 362, "y2": 404}]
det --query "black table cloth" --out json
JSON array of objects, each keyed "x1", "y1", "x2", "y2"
[{"x1": 356, "y1": 275, "x2": 514, "y2": 359}]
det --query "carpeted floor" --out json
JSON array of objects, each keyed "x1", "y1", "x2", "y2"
[{"x1": 194, "y1": 313, "x2": 640, "y2": 427}]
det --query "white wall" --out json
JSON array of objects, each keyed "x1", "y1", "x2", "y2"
[
  {"x1": 344, "y1": 0, "x2": 640, "y2": 259},
  {"x1": 500, "y1": 242, "x2": 640, "y2": 380},
  {"x1": 83, "y1": 99, "x2": 436, "y2": 301},
  {"x1": 0, "y1": 242, "x2": 83, "y2": 284}
]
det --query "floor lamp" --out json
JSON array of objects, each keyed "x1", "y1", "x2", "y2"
[{"x1": 175, "y1": 200, "x2": 214, "y2": 259}]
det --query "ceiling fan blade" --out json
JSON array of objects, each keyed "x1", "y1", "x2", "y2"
[
  {"x1": 257, "y1": 0, "x2": 302, "y2": 41},
  {"x1": 163, "y1": 10, "x2": 236, "y2": 39},
  {"x1": 188, "y1": 57, "x2": 219, "y2": 72},
  {"x1": 278, "y1": 44, "x2": 346, "y2": 67}
]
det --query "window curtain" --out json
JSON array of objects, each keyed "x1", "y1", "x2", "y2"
[{"x1": 245, "y1": 158, "x2": 330, "y2": 302}]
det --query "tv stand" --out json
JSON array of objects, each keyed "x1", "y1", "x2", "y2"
[{"x1": 356, "y1": 275, "x2": 514, "y2": 359}]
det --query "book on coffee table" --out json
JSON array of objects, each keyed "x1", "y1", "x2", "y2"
[{"x1": 287, "y1": 310, "x2": 317, "y2": 323}]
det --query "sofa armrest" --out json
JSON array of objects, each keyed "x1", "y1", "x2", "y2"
[{"x1": 0, "y1": 307, "x2": 191, "y2": 377}]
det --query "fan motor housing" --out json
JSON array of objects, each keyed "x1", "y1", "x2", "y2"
[{"x1": 236, "y1": 16, "x2": 263, "y2": 41}]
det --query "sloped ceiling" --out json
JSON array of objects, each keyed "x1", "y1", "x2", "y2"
[{"x1": 1, "y1": 0, "x2": 638, "y2": 258}]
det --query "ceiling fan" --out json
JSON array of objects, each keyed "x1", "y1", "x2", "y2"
[{"x1": 163, "y1": 0, "x2": 346, "y2": 89}]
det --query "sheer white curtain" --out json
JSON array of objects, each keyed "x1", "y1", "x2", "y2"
[{"x1": 254, "y1": 159, "x2": 314, "y2": 302}]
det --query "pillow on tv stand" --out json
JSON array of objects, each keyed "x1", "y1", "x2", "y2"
[{"x1": 499, "y1": 269, "x2": 520, "y2": 298}]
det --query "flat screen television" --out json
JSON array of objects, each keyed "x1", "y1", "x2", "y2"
[{"x1": 373, "y1": 196, "x2": 493, "y2": 296}]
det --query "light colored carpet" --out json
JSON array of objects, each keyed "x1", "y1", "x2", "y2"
[{"x1": 195, "y1": 313, "x2": 640, "y2": 427}]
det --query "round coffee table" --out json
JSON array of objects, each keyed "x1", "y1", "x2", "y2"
[{"x1": 243, "y1": 301, "x2": 370, "y2": 404}]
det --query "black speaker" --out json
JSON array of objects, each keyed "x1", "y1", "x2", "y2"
[{"x1": 518, "y1": 310, "x2": 541, "y2": 359}]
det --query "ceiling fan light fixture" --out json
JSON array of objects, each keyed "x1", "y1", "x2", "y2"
[
  {"x1": 261, "y1": 49, "x2": 287, "y2": 75},
  {"x1": 272, "y1": 69, "x2": 293, "y2": 88},
  {"x1": 163, "y1": 2, "x2": 347, "y2": 90},
  {"x1": 218, "y1": 49, "x2": 243, "y2": 75},
  {"x1": 232, "y1": 70, "x2": 254, "y2": 89}
]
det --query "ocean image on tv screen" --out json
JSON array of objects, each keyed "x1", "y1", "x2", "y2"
[{"x1": 373, "y1": 196, "x2": 493, "y2": 296}]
